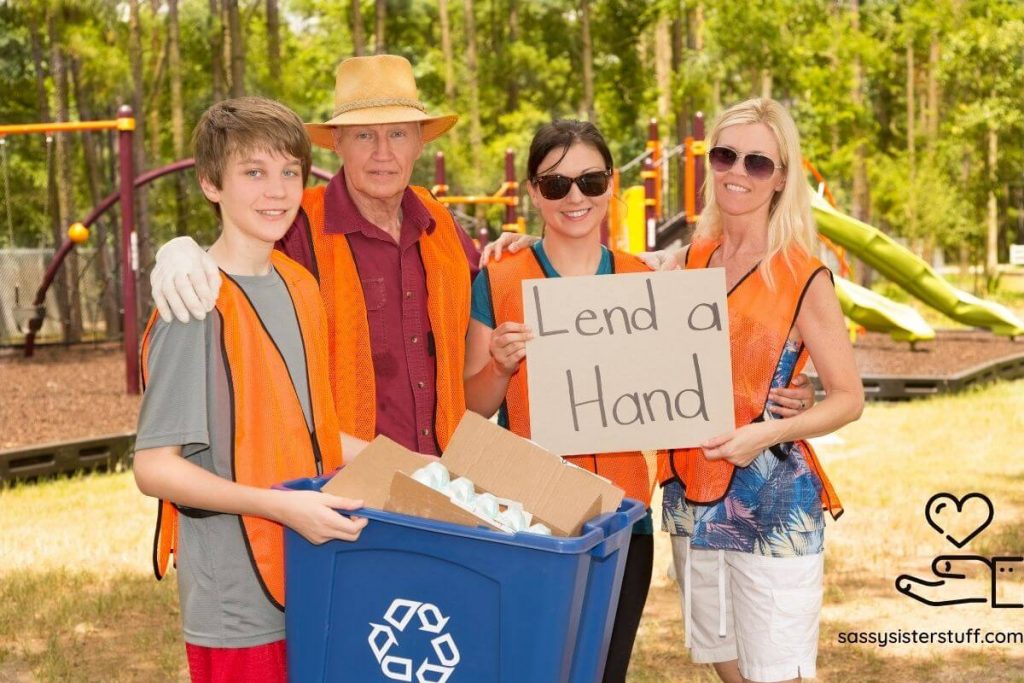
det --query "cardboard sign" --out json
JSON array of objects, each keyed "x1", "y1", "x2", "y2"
[{"x1": 522, "y1": 269, "x2": 734, "y2": 455}]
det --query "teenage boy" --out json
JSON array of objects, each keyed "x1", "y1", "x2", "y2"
[{"x1": 133, "y1": 97, "x2": 367, "y2": 683}]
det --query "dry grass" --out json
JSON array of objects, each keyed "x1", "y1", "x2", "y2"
[
  {"x1": 2, "y1": 380, "x2": 1023, "y2": 681},
  {"x1": 631, "y1": 378, "x2": 1024, "y2": 682}
]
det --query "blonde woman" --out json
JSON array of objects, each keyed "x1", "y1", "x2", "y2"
[{"x1": 658, "y1": 98, "x2": 863, "y2": 683}]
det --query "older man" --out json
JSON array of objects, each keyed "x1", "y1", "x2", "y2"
[{"x1": 152, "y1": 55, "x2": 487, "y2": 455}]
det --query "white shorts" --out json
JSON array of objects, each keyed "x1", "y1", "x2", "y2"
[{"x1": 671, "y1": 536, "x2": 823, "y2": 682}]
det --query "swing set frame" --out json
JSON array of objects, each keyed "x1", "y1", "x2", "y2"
[{"x1": 0, "y1": 105, "x2": 141, "y2": 394}]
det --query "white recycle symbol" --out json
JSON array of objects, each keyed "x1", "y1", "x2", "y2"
[{"x1": 368, "y1": 598, "x2": 461, "y2": 683}]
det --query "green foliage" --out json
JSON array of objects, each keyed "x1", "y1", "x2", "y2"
[{"x1": 0, "y1": 0, "x2": 1021, "y2": 261}]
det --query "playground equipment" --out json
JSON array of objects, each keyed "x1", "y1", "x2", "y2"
[
  {"x1": 811, "y1": 194, "x2": 1024, "y2": 338},
  {"x1": 432, "y1": 149, "x2": 523, "y2": 244},
  {"x1": 0, "y1": 108, "x2": 140, "y2": 392},
  {"x1": 0, "y1": 109, "x2": 335, "y2": 393},
  {"x1": 628, "y1": 116, "x2": 1023, "y2": 342}
]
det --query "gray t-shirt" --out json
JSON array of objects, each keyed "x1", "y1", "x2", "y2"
[{"x1": 135, "y1": 267, "x2": 312, "y2": 647}]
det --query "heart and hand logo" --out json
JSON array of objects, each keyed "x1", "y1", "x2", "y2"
[
  {"x1": 924, "y1": 492, "x2": 994, "y2": 549},
  {"x1": 896, "y1": 491, "x2": 1022, "y2": 609}
]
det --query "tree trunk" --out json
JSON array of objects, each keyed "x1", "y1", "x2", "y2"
[
  {"x1": 351, "y1": 0, "x2": 365, "y2": 56},
  {"x1": 672, "y1": 7, "x2": 686, "y2": 213},
  {"x1": 209, "y1": 0, "x2": 226, "y2": 101},
  {"x1": 438, "y1": 0, "x2": 460, "y2": 149},
  {"x1": 986, "y1": 126, "x2": 998, "y2": 280},
  {"x1": 850, "y1": 0, "x2": 871, "y2": 285},
  {"x1": 147, "y1": 7, "x2": 166, "y2": 164},
  {"x1": 760, "y1": 70, "x2": 772, "y2": 100},
  {"x1": 906, "y1": 41, "x2": 916, "y2": 242},
  {"x1": 31, "y1": 12, "x2": 73, "y2": 342},
  {"x1": 71, "y1": 57, "x2": 121, "y2": 336},
  {"x1": 463, "y1": 0, "x2": 482, "y2": 172},
  {"x1": 692, "y1": 2, "x2": 704, "y2": 51},
  {"x1": 926, "y1": 37, "x2": 939, "y2": 151},
  {"x1": 374, "y1": 0, "x2": 387, "y2": 54},
  {"x1": 129, "y1": 0, "x2": 153, "y2": 316},
  {"x1": 506, "y1": 0, "x2": 519, "y2": 112},
  {"x1": 266, "y1": 0, "x2": 281, "y2": 90},
  {"x1": 579, "y1": 0, "x2": 595, "y2": 122},
  {"x1": 654, "y1": 15, "x2": 671, "y2": 127},
  {"x1": 168, "y1": 0, "x2": 188, "y2": 237},
  {"x1": 226, "y1": 0, "x2": 245, "y2": 97}
]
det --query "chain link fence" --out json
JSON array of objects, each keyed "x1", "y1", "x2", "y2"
[{"x1": 0, "y1": 246, "x2": 122, "y2": 347}]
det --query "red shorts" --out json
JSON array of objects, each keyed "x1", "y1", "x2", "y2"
[{"x1": 185, "y1": 640, "x2": 287, "y2": 683}]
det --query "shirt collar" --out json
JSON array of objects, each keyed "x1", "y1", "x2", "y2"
[{"x1": 322, "y1": 167, "x2": 435, "y2": 238}]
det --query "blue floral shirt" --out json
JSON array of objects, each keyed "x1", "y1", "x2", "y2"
[{"x1": 661, "y1": 340, "x2": 826, "y2": 557}]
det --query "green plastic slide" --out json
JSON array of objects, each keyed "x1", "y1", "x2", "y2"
[
  {"x1": 834, "y1": 276, "x2": 935, "y2": 343},
  {"x1": 812, "y1": 191, "x2": 1024, "y2": 338}
]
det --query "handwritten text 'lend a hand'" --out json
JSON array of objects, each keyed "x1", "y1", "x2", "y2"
[{"x1": 530, "y1": 278, "x2": 723, "y2": 432}]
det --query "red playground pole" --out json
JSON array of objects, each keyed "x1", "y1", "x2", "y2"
[
  {"x1": 118, "y1": 106, "x2": 140, "y2": 395},
  {"x1": 503, "y1": 148, "x2": 517, "y2": 229}
]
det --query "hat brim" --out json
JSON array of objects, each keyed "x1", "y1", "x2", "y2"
[{"x1": 305, "y1": 107, "x2": 459, "y2": 150}]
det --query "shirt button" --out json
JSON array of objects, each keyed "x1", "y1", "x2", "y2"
[
  {"x1": 411, "y1": 336, "x2": 419, "y2": 344},
  {"x1": 405, "y1": 291, "x2": 413, "y2": 299},
  {"x1": 421, "y1": 428, "x2": 430, "y2": 436},
  {"x1": 417, "y1": 381, "x2": 425, "y2": 389}
]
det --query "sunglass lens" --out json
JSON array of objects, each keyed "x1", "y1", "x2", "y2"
[
  {"x1": 577, "y1": 172, "x2": 610, "y2": 197},
  {"x1": 708, "y1": 147, "x2": 738, "y2": 173},
  {"x1": 538, "y1": 175, "x2": 572, "y2": 200},
  {"x1": 744, "y1": 154, "x2": 778, "y2": 179}
]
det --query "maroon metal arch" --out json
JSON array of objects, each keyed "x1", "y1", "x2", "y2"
[{"x1": 23, "y1": 159, "x2": 335, "y2": 356}]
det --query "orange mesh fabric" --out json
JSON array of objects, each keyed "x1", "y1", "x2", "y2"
[
  {"x1": 140, "y1": 313, "x2": 179, "y2": 580},
  {"x1": 487, "y1": 247, "x2": 661, "y2": 506},
  {"x1": 303, "y1": 185, "x2": 470, "y2": 449},
  {"x1": 656, "y1": 239, "x2": 843, "y2": 519},
  {"x1": 141, "y1": 251, "x2": 343, "y2": 608}
]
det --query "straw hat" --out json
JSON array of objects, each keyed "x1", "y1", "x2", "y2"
[{"x1": 305, "y1": 55, "x2": 458, "y2": 151}]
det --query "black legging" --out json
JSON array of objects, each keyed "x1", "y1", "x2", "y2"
[{"x1": 602, "y1": 533, "x2": 654, "y2": 683}]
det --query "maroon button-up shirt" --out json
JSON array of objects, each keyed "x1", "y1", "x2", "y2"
[{"x1": 277, "y1": 169, "x2": 479, "y2": 455}]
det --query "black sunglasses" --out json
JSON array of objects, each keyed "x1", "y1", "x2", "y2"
[
  {"x1": 707, "y1": 146, "x2": 782, "y2": 180},
  {"x1": 531, "y1": 170, "x2": 612, "y2": 200}
]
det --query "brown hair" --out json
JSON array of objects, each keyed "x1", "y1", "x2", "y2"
[
  {"x1": 527, "y1": 119, "x2": 613, "y2": 180},
  {"x1": 192, "y1": 96, "x2": 312, "y2": 194}
]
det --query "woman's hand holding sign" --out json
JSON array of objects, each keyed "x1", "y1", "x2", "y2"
[
  {"x1": 488, "y1": 322, "x2": 533, "y2": 376},
  {"x1": 700, "y1": 421, "x2": 781, "y2": 468}
]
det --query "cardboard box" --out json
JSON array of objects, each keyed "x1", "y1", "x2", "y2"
[{"x1": 322, "y1": 411, "x2": 625, "y2": 537}]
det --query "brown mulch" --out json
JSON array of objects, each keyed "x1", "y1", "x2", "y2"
[
  {"x1": 831, "y1": 329, "x2": 1024, "y2": 377},
  {"x1": 1, "y1": 331, "x2": 1022, "y2": 452},
  {"x1": 0, "y1": 342, "x2": 141, "y2": 451}
]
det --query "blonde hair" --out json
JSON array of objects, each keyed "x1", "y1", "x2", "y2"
[{"x1": 695, "y1": 97, "x2": 817, "y2": 287}]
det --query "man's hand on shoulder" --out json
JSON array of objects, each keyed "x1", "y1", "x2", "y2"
[
  {"x1": 151, "y1": 236, "x2": 222, "y2": 323},
  {"x1": 479, "y1": 232, "x2": 539, "y2": 268}
]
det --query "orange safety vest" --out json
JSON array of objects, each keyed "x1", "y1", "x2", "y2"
[
  {"x1": 141, "y1": 251, "x2": 344, "y2": 610},
  {"x1": 300, "y1": 185, "x2": 470, "y2": 450},
  {"x1": 656, "y1": 239, "x2": 843, "y2": 519},
  {"x1": 487, "y1": 247, "x2": 661, "y2": 506}
]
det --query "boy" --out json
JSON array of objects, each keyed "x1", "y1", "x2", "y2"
[{"x1": 133, "y1": 97, "x2": 367, "y2": 683}]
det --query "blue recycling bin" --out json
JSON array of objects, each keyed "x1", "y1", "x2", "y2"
[{"x1": 279, "y1": 473, "x2": 644, "y2": 683}]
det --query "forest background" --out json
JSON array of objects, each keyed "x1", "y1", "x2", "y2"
[{"x1": 1, "y1": 0, "x2": 1023, "y2": 343}]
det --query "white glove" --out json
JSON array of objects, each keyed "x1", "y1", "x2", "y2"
[
  {"x1": 150, "y1": 236, "x2": 222, "y2": 323},
  {"x1": 637, "y1": 250, "x2": 680, "y2": 271}
]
